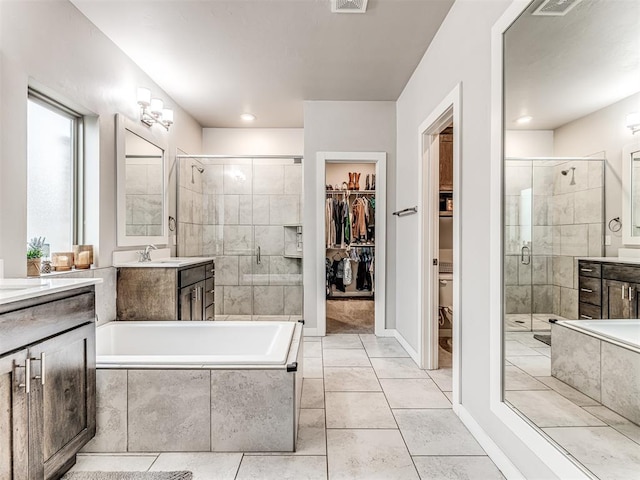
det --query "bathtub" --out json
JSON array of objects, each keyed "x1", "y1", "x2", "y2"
[
  {"x1": 551, "y1": 319, "x2": 640, "y2": 425},
  {"x1": 96, "y1": 321, "x2": 296, "y2": 366},
  {"x1": 84, "y1": 321, "x2": 304, "y2": 454}
]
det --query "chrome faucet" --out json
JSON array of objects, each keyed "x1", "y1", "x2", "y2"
[{"x1": 138, "y1": 244, "x2": 157, "y2": 262}]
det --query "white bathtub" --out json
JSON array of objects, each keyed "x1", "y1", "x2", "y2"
[
  {"x1": 552, "y1": 319, "x2": 640, "y2": 425},
  {"x1": 97, "y1": 321, "x2": 296, "y2": 366},
  {"x1": 87, "y1": 321, "x2": 304, "y2": 453},
  {"x1": 559, "y1": 319, "x2": 640, "y2": 352}
]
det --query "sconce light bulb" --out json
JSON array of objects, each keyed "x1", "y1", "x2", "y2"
[
  {"x1": 162, "y1": 108, "x2": 174, "y2": 125},
  {"x1": 137, "y1": 87, "x2": 151, "y2": 107},
  {"x1": 626, "y1": 112, "x2": 640, "y2": 132},
  {"x1": 150, "y1": 98, "x2": 164, "y2": 116}
]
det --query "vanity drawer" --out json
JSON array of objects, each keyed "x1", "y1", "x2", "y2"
[
  {"x1": 578, "y1": 261, "x2": 601, "y2": 278},
  {"x1": 602, "y1": 263, "x2": 640, "y2": 283},
  {"x1": 578, "y1": 302, "x2": 601, "y2": 320},
  {"x1": 579, "y1": 276, "x2": 601, "y2": 305},
  {"x1": 205, "y1": 278, "x2": 214, "y2": 307},
  {"x1": 205, "y1": 304, "x2": 215, "y2": 321},
  {"x1": 179, "y1": 264, "x2": 207, "y2": 287}
]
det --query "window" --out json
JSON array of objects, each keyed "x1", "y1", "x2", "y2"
[{"x1": 27, "y1": 91, "x2": 83, "y2": 255}]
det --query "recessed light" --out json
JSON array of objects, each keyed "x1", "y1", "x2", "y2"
[
  {"x1": 516, "y1": 115, "x2": 533, "y2": 124},
  {"x1": 241, "y1": 113, "x2": 256, "y2": 122}
]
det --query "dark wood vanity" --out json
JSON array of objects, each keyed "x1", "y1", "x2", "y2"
[
  {"x1": 0, "y1": 283, "x2": 97, "y2": 480},
  {"x1": 579, "y1": 259, "x2": 640, "y2": 319}
]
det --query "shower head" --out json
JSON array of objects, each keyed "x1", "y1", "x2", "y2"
[
  {"x1": 561, "y1": 167, "x2": 576, "y2": 185},
  {"x1": 192, "y1": 165, "x2": 204, "y2": 173}
]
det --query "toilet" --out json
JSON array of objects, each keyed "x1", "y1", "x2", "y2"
[{"x1": 438, "y1": 249, "x2": 453, "y2": 337}]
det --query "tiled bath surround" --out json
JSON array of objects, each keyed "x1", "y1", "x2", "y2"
[
  {"x1": 504, "y1": 159, "x2": 604, "y2": 324},
  {"x1": 177, "y1": 157, "x2": 303, "y2": 316},
  {"x1": 125, "y1": 157, "x2": 163, "y2": 236},
  {"x1": 84, "y1": 323, "x2": 303, "y2": 453}
]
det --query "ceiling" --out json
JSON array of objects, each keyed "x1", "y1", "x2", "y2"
[
  {"x1": 505, "y1": 0, "x2": 640, "y2": 130},
  {"x1": 71, "y1": 0, "x2": 454, "y2": 128}
]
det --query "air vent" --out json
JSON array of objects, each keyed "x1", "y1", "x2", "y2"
[
  {"x1": 331, "y1": 0, "x2": 368, "y2": 14},
  {"x1": 532, "y1": 0, "x2": 582, "y2": 16}
]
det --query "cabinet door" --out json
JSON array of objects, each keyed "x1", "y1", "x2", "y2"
[
  {"x1": 179, "y1": 286, "x2": 193, "y2": 320},
  {"x1": 602, "y1": 279, "x2": 633, "y2": 319},
  {"x1": 0, "y1": 350, "x2": 29, "y2": 480},
  {"x1": 192, "y1": 281, "x2": 205, "y2": 321},
  {"x1": 28, "y1": 323, "x2": 96, "y2": 480}
]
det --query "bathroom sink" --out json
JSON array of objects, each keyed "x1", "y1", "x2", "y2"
[{"x1": 0, "y1": 280, "x2": 46, "y2": 290}]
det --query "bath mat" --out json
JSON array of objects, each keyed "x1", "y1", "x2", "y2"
[
  {"x1": 533, "y1": 333, "x2": 551, "y2": 346},
  {"x1": 62, "y1": 472, "x2": 192, "y2": 480}
]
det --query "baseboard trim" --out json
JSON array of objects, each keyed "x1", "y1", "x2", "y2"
[
  {"x1": 457, "y1": 406, "x2": 525, "y2": 480},
  {"x1": 393, "y1": 330, "x2": 420, "y2": 364}
]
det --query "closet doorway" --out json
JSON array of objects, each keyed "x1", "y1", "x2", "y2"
[{"x1": 316, "y1": 152, "x2": 386, "y2": 337}]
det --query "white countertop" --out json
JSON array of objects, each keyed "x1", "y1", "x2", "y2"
[
  {"x1": 0, "y1": 278, "x2": 102, "y2": 306},
  {"x1": 578, "y1": 257, "x2": 640, "y2": 265},
  {"x1": 113, "y1": 257, "x2": 215, "y2": 268}
]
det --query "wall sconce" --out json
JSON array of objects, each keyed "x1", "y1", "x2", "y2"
[
  {"x1": 137, "y1": 87, "x2": 174, "y2": 130},
  {"x1": 626, "y1": 112, "x2": 640, "y2": 134}
]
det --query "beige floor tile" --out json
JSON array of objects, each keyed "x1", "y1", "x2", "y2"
[
  {"x1": 304, "y1": 357, "x2": 324, "y2": 378},
  {"x1": 413, "y1": 456, "x2": 505, "y2": 480},
  {"x1": 394, "y1": 409, "x2": 485, "y2": 456},
  {"x1": 360, "y1": 337, "x2": 410, "y2": 357},
  {"x1": 324, "y1": 367, "x2": 381, "y2": 391},
  {"x1": 504, "y1": 366, "x2": 549, "y2": 391},
  {"x1": 304, "y1": 342, "x2": 322, "y2": 358},
  {"x1": 304, "y1": 336, "x2": 322, "y2": 342},
  {"x1": 326, "y1": 392, "x2": 396, "y2": 428},
  {"x1": 505, "y1": 340, "x2": 542, "y2": 356},
  {"x1": 544, "y1": 427, "x2": 640, "y2": 480},
  {"x1": 70, "y1": 454, "x2": 157, "y2": 472},
  {"x1": 505, "y1": 390, "x2": 605, "y2": 427},
  {"x1": 370, "y1": 357, "x2": 428, "y2": 379},
  {"x1": 327, "y1": 429, "x2": 419, "y2": 480},
  {"x1": 427, "y1": 367, "x2": 452, "y2": 392},
  {"x1": 535, "y1": 376, "x2": 600, "y2": 406},
  {"x1": 322, "y1": 334, "x2": 364, "y2": 349},
  {"x1": 301, "y1": 379, "x2": 325, "y2": 408},
  {"x1": 584, "y1": 406, "x2": 640, "y2": 445},
  {"x1": 380, "y1": 379, "x2": 450, "y2": 408},
  {"x1": 443, "y1": 391, "x2": 453, "y2": 403},
  {"x1": 507, "y1": 355, "x2": 550, "y2": 377},
  {"x1": 323, "y1": 348, "x2": 371, "y2": 367},
  {"x1": 149, "y1": 453, "x2": 242, "y2": 480},
  {"x1": 235, "y1": 455, "x2": 327, "y2": 480}
]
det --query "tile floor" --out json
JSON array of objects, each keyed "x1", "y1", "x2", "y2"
[
  {"x1": 504, "y1": 313, "x2": 568, "y2": 332},
  {"x1": 67, "y1": 334, "x2": 504, "y2": 480},
  {"x1": 505, "y1": 331, "x2": 640, "y2": 480}
]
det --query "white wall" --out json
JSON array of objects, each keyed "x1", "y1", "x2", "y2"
[
  {"x1": 202, "y1": 128, "x2": 303, "y2": 155},
  {"x1": 303, "y1": 101, "x2": 397, "y2": 330},
  {"x1": 554, "y1": 92, "x2": 640, "y2": 255},
  {"x1": 0, "y1": 0, "x2": 202, "y2": 277},
  {"x1": 505, "y1": 130, "x2": 554, "y2": 157},
  {"x1": 395, "y1": 1, "x2": 558, "y2": 477}
]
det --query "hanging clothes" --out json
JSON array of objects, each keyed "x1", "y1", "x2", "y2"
[{"x1": 343, "y1": 257, "x2": 352, "y2": 286}]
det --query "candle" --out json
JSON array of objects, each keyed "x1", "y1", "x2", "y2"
[{"x1": 59, "y1": 255, "x2": 68, "y2": 264}]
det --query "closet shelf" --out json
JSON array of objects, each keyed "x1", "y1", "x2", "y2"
[
  {"x1": 326, "y1": 190, "x2": 376, "y2": 194},
  {"x1": 327, "y1": 244, "x2": 375, "y2": 249},
  {"x1": 439, "y1": 212, "x2": 453, "y2": 217},
  {"x1": 329, "y1": 291, "x2": 374, "y2": 298}
]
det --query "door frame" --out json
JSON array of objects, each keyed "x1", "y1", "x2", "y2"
[
  {"x1": 417, "y1": 83, "x2": 462, "y2": 409},
  {"x1": 315, "y1": 151, "x2": 387, "y2": 336}
]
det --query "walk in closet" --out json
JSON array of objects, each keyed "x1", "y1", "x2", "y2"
[{"x1": 325, "y1": 163, "x2": 376, "y2": 333}]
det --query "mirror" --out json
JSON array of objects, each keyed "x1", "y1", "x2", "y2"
[
  {"x1": 116, "y1": 113, "x2": 168, "y2": 247},
  {"x1": 622, "y1": 142, "x2": 640, "y2": 244},
  {"x1": 502, "y1": 1, "x2": 640, "y2": 478}
]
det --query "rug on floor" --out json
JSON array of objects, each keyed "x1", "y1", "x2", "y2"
[
  {"x1": 62, "y1": 472, "x2": 192, "y2": 480},
  {"x1": 326, "y1": 298, "x2": 374, "y2": 334}
]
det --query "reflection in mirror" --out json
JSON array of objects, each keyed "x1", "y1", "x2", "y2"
[
  {"x1": 125, "y1": 130, "x2": 164, "y2": 237},
  {"x1": 502, "y1": 1, "x2": 640, "y2": 478},
  {"x1": 116, "y1": 113, "x2": 168, "y2": 247}
]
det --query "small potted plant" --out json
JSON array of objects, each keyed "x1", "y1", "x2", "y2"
[{"x1": 27, "y1": 236, "x2": 45, "y2": 277}]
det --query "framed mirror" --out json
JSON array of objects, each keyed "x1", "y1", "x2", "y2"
[
  {"x1": 115, "y1": 113, "x2": 168, "y2": 247},
  {"x1": 622, "y1": 141, "x2": 640, "y2": 245},
  {"x1": 498, "y1": 0, "x2": 640, "y2": 478}
]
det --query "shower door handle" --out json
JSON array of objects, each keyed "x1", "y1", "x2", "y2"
[
  {"x1": 256, "y1": 246, "x2": 261, "y2": 265},
  {"x1": 520, "y1": 245, "x2": 531, "y2": 265}
]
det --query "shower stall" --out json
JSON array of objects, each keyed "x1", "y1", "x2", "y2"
[
  {"x1": 176, "y1": 155, "x2": 303, "y2": 320},
  {"x1": 503, "y1": 157, "x2": 605, "y2": 332}
]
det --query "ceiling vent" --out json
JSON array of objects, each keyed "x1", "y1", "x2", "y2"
[
  {"x1": 532, "y1": 0, "x2": 582, "y2": 16},
  {"x1": 331, "y1": 0, "x2": 368, "y2": 14}
]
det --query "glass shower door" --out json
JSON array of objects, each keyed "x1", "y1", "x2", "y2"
[{"x1": 504, "y1": 160, "x2": 534, "y2": 331}]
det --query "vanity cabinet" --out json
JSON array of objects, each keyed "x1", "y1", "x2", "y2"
[
  {"x1": 0, "y1": 286, "x2": 96, "y2": 480},
  {"x1": 578, "y1": 259, "x2": 640, "y2": 319},
  {"x1": 117, "y1": 260, "x2": 214, "y2": 321}
]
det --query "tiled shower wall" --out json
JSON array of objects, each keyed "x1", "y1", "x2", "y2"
[
  {"x1": 177, "y1": 159, "x2": 205, "y2": 256},
  {"x1": 505, "y1": 160, "x2": 603, "y2": 320},
  {"x1": 178, "y1": 158, "x2": 303, "y2": 316},
  {"x1": 125, "y1": 158, "x2": 163, "y2": 236}
]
